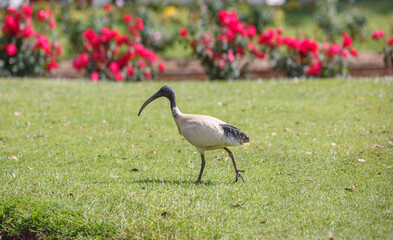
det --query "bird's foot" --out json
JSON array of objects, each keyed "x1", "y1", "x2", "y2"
[
  {"x1": 233, "y1": 170, "x2": 245, "y2": 183},
  {"x1": 196, "y1": 179, "x2": 206, "y2": 185}
]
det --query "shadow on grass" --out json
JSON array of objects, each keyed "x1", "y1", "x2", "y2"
[{"x1": 134, "y1": 178, "x2": 217, "y2": 186}]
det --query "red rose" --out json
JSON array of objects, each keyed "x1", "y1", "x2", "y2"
[
  {"x1": 219, "y1": 59, "x2": 226, "y2": 69},
  {"x1": 126, "y1": 65, "x2": 134, "y2": 77},
  {"x1": 372, "y1": 30, "x2": 385, "y2": 40},
  {"x1": 236, "y1": 47, "x2": 244, "y2": 56},
  {"x1": 115, "y1": 72, "x2": 124, "y2": 81},
  {"x1": 109, "y1": 62, "x2": 120, "y2": 74},
  {"x1": 104, "y1": 3, "x2": 111, "y2": 11},
  {"x1": 143, "y1": 71, "x2": 151, "y2": 79},
  {"x1": 80, "y1": 53, "x2": 89, "y2": 67},
  {"x1": 225, "y1": 29, "x2": 235, "y2": 41},
  {"x1": 22, "y1": 24, "x2": 34, "y2": 38},
  {"x1": 46, "y1": 61, "x2": 58, "y2": 70},
  {"x1": 90, "y1": 72, "x2": 99, "y2": 82},
  {"x1": 258, "y1": 29, "x2": 276, "y2": 47},
  {"x1": 101, "y1": 27, "x2": 113, "y2": 42},
  {"x1": 246, "y1": 25, "x2": 257, "y2": 39},
  {"x1": 350, "y1": 48, "x2": 358, "y2": 57},
  {"x1": 253, "y1": 50, "x2": 265, "y2": 59},
  {"x1": 54, "y1": 43, "x2": 62, "y2": 56},
  {"x1": 247, "y1": 42, "x2": 256, "y2": 51},
  {"x1": 159, "y1": 62, "x2": 165, "y2": 72},
  {"x1": 5, "y1": 43, "x2": 17, "y2": 56},
  {"x1": 73, "y1": 58, "x2": 83, "y2": 71},
  {"x1": 49, "y1": 20, "x2": 56, "y2": 29},
  {"x1": 299, "y1": 38, "x2": 318, "y2": 56},
  {"x1": 23, "y1": 5, "x2": 33, "y2": 18},
  {"x1": 37, "y1": 10, "x2": 47, "y2": 21},
  {"x1": 111, "y1": 29, "x2": 119, "y2": 39},
  {"x1": 83, "y1": 29, "x2": 97, "y2": 41},
  {"x1": 327, "y1": 44, "x2": 341, "y2": 57},
  {"x1": 228, "y1": 49, "x2": 235, "y2": 63},
  {"x1": 135, "y1": 18, "x2": 144, "y2": 31},
  {"x1": 45, "y1": 8, "x2": 52, "y2": 18},
  {"x1": 306, "y1": 61, "x2": 322, "y2": 76},
  {"x1": 138, "y1": 59, "x2": 146, "y2": 68},
  {"x1": 34, "y1": 34, "x2": 51, "y2": 55},
  {"x1": 341, "y1": 49, "x2": 349, "y2": 58},
  {"x1": 116, "y1": 34, "x2": 128, "y2": 45},
  {"x1": 3, "y1": 15, "x2": 20, "y2": 35},
  {"x1": 342, "y1": 32, "x2": 353, "y2": 48},
  {"x1": 388, "y1": 36, "x2": 393, "y2": 46},
  {"x1": 277, "y1": 27, "x2": 283, "y2": 35},
  {"x1": 180, "y1": 27, "x2": 188, "y2": 37},
  {"x1": 145, "y1": 49, "x2": 157, "y2": 63},
  {"x1": 7, "y1": 6, "x2": 16, "y2": 13},
  {"x1": 123, "y1": 14, "x2": 132, "y2": 24}
]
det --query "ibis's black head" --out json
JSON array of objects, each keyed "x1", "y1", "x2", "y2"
[{"x1": 138, "y1": 85, "x2": 176, "y2": 116}]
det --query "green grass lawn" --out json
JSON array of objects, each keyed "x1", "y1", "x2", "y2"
[{"x1": 1, "y1": 78, "x2": 393, "y2": 239}]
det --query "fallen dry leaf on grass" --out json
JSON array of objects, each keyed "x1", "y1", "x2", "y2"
[
  {"x1": 371, "y1": 144, "x2": 383, "y2": 149},
  {"x1": 216, "y1": 156, "x2": 228, "y2": 161}
]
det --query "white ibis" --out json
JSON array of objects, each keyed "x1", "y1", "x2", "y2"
[{"x1": 138, "y1": 85, "x2": 249, "y2": 183}]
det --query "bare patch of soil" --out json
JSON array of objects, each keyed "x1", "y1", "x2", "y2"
[{"x1": 0, "y1": 229, "x2": 45, "y2": 240}]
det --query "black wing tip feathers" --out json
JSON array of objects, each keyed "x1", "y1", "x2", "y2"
[{"x1": 221, "y1": 124, "x2": 249, "y2": 144}]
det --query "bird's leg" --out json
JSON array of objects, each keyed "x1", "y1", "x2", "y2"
[
  {"x1": 224, "y1": 147, "x2": 245, "y2": 183},
  {"x1": 197, "y1": 154, "x2": 206, "y2": 183}
]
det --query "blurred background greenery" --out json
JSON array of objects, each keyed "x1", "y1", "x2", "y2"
[{"x1": 2, "y1": 0, "x2": 392, "y2": 60}]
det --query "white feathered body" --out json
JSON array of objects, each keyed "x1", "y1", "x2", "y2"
[{"x1": 172, "y1": 107, "x2": 249, "y2": 154}]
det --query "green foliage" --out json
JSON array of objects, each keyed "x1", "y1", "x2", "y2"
[
  {"x1": 0, "y1": 79, "x2": 393, "y2": 239},
  {"x1": 243, "y1": 5, "x2": 276, "y2": 33},
  {"x1": 137, "y1": 5, "x2": 179, "y2": 53},
  {"x1": 56, "y1": 2, "x2": 119, "y2": 55},
  {"x1": 315, "y1": 0, "x2": 368, "y2": 41}
]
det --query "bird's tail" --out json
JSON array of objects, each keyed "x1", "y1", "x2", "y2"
[{"x1": 221, "y1": 124, "x2": 249, "y2": 146}]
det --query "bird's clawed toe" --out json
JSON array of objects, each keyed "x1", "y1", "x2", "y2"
[{"x1": 233, "y1": 170, "x2": 245, "y2": 183}]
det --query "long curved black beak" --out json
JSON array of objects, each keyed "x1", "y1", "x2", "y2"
[{"x1": 138, "y1": 91, "x2": 163, "y2": 116}]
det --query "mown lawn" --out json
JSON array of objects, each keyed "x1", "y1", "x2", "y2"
[{"x1": 0, "y1": 78, "x2": 392, "y2": 239}]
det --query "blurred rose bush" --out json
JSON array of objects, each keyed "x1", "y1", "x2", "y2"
[
  {"x1": 0, "y1": 5, "x2": 61, "y2": 77},
  {"x1": 73, "y1": 11, "x2": 164, "y2": 82},
  {"x1": 180, "y1": 10, "x2": 264, "y2": 80},
  {"x1": 256, "y1": 28, "x2": 358, "y2": 77},
  {"x1": 372, "y1": 30, "x2": 393, "y2": 68}
]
